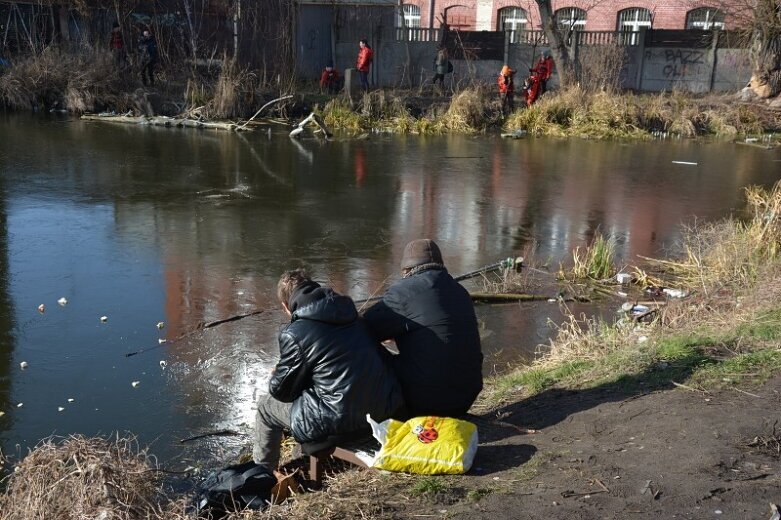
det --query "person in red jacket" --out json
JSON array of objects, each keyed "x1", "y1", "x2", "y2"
[
  {"x1": 497, "y1": 65, "x2": 515, "y2": 114},
  {"x1": 109, "y1": 22, "x2": 125, "y2": 67},
  {"x1": 356, "y1": 39, "x2": 373, "y2": 93},
  {"x1": 522, "y1": 69, "x2": 542, "y2": 107},
  {"x1": 534, "y1": 51, "x2": 554, "y2": 95},
  {"x1": 319, "y1": 61, "x2": 340, "y2": 94}
]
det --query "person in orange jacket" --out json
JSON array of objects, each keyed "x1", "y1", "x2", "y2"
[
  {"x1": 522, "y1": 69, "x2": 542, "y2": 107},
  {"x1": 533, "y1": 50, "x2": 554, "y2": 95},
  {"x1": 319, "y1": 61, "x2": 340, "y2": 94},
  {"x1": 356, "y1": 39, "x2": 374, "y2": 93},
  {"x1": 497, "y1": 65, "x2": 515, "y2": 114}
]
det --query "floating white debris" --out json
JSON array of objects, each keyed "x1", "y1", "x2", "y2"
[
  {"x1": 158, "y1": 338, "x2": 167, "y2": 344},
  {"x1": 16, "y1": 403, "x2": 23, "y2": 408},
  {"x1": 672, "y1": 161, "x2": 698, "y2": 166},
  {"x1": 638, "y1": 336, "x2": 649, "y2": 343},
  {"x1": 57, "y1": 407, "x2": 65, "y2": 412},
  {"x1": 159, "y1": 360, "x2": 167, "y2": 369},
  {"x1": 57, "y1": 297, "x2": 68, "y2": 306},
  {"x1": 131, "y1": 381, "x2": 140, "y2": 388},
  {"x1": 547, "y1": 298, "x2": 557, "y2": 303},
  {"x1": 67, "y1": 398, "x2": 74, "y2": 403},
  {"x1": 0, "y1": 411, "x2": 4, "y2": 417},
  {"x1": 616, "y1": 273, "x2": 632, "y2": 284},
  {"x1": 37, "y1": 304, "x2": 45, "y2": 313},
  {"x1": 617, "y1": 291, "x2": 628, "y2": 298},
  {"x1": 19, "y1": 361, "x2": 28, "y2": 369},
  {"x1": 662, "y1": 288, "x2": 686, "y2": 298},
  {"x1": 156, "y1": 321, "x2": 165, "y2": 330},
  {"x1": 100, "y1": 316, "x2": 108, "y2": 323}
]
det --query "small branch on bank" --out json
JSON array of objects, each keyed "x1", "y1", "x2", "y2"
[{"x1": 238, "y1": 94, "x2": 294, "y2": 130}]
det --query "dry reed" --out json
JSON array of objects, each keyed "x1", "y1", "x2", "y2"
[
  {"x1": 0, "y1": 46, "x2": 127, "y2": 113},
  {"x1": 0, "y1": 434, "x2": 166, "y2": 520},
  {"x1": 645, "y1": 181, "x2": 781, "y2": 292}
]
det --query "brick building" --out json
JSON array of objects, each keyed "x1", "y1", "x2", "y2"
[{"x1": 398, "y1": 1, "x2": 730, "y2": 33}]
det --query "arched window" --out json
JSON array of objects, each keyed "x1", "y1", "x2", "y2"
[
  {"x1": 397, "y1": 4, "x2": 421, "y2": 28},
  {"x1": 685, "y1": 7, "x2": 725, "y2": 30},
  {"x1": 617, "y1": 7, "x2": 652, "y2": 32},
  {"x1": 555, "y1": 7, "x2": 587, "y2": 31},
  {"x1": 498, "y1": 7, "x2": 528, "y2": 43},
  {"x1": 617, "y1": 7, "x2": 652, "y2": 44},
  {"x1": 397, "y1": 4, "x2": 421, "y2": 41}
]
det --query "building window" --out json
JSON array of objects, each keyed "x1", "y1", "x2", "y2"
[
  {"x1": 685, "y1": 7, "x2": 725, "y2": 30},
  {"x1": 498, "y1": 7, "x2": 528, "y2": 44},
  {"x1": 397, "y1": 4, "x2": 422, "y2": 41},
  {"x1": 617, "y1": 7, "x2": 652, "y2": 32},
  {"x1": 555, "y1": 7, "x2": 587, "y2": 31},
  {"x1": 398, "y1": 4, "x2": 421, "y2": 28}
]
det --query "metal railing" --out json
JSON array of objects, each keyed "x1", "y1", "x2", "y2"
[{"x1": 395, "y1": 27, "x2": 440, "y2": 42}]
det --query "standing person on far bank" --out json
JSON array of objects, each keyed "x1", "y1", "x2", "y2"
[
  {"x1": 362, "y1": 239, "x2": 483, "y2": 418},
  {"x1": 356, "y1": 39, "x2": 373, "y2": 93},
  {"x1": 498, "y1": 65, "x2": 515, "y2": 115},
  {"x1": 138, "y1": 30, "x2": 158, "y2": 87},
  {"x1": 432, "y1": 47, "x2": 451, "y2": 92},
  {"x1": 109, "y1": 22, "x2": 125, "y2": 67},
  {"x1": 535, "y1": 51, "x2": 554, "y2": 95}
]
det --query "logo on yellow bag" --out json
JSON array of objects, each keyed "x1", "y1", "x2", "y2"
[{"x1": 412, "y1": 417, "x2": 440, "y2": 444}]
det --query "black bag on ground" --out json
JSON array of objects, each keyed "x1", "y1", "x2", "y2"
[
  {"x1": 195, "y1": 461, "x2": 276, "y2": 518},
  {"x1": 447, "y1": 60, "x2": 453, "y2": 73}
]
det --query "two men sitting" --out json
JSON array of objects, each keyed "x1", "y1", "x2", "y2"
[{"x1": 253, "y1": 239, "x2": 483, "y2": 470}]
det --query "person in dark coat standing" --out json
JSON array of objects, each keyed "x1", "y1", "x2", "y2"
[
  {"x1": 138, "y1": 30, "x2": 158, "y2": 87},
  {"x1": 432, "y1": 47, "x2": 451, "y2": 90},
  {"x1": 253, "y1": 269, "x2": 404, "y2": 469},
  {"x1": 362, "y1": 239, "x2": 483, "y2": 418}
]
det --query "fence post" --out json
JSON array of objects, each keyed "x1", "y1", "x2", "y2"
[
  {"x1": 569, "y1": 31, "x2": 580, "y2": 81},
  {"x1": 634, "y1": 27, "x2": 647, "y2": 92},
  {"x1": 708, "y1": 28, "x2": 721, "y2": 92},
  {"x1": 503, "y1": 28, "x2": 509, "y2": 65}
]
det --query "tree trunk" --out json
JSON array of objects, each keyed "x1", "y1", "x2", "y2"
[
  {"x1": 748, "y1": 0, "x2": 781, "y2": 98},
  {"x1": 535, "y1": 0, "x2": 575, "y2": 87}
]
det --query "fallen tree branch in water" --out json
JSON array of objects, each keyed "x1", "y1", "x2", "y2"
[{"x1": 179, "y1": 429, "x2": 243, "y2": 444}]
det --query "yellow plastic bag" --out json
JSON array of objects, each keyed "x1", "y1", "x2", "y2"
[{"x1": 365, "y1": 415, "x2": 478, "y2": 475}]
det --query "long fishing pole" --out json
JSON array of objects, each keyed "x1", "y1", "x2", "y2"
[
  {"x1": 355, "y1": 256, "x2": 533, "y2": 305},
  {"x1": 124, "y1": 309, "x2": 267, "y2": 357},
  {"x1": 124, "y1": 256, "x2": 537, "y2": 357}
]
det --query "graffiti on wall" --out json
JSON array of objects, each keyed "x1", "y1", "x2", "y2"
[{"x1": 645, "y1": 48, "x2": 708, "y2": 80}]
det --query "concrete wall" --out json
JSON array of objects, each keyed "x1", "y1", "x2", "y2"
[{"x1": 330, "y1": 34, "x2": 750, "y2": 93}]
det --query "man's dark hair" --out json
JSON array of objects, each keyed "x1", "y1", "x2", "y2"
[{"x1": 277, "y1": 269, "x2": 312, "y2": 306}]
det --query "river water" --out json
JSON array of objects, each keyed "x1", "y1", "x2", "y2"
[{"x1": 0, "y1": 113, "x2": 778, "y2": 468}]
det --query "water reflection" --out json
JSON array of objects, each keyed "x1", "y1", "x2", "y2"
[{"x1": 0, "y1": 113, "x2": 779, "y2": 465}]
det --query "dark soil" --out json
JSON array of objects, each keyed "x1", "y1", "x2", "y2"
[{"x1": 304, "y1": 376, "x2": 781, "y2": 519}]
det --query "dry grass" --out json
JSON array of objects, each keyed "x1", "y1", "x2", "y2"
[
  {"x1": 645, "y1": 181, "x2": 781, "y2": 292},
  {"x1": 506, "y1": 87, "x2": 778, "y2": 139},
  {"x1": 563, "y1": 232, "x2": 617, "y2": 282},
  {"x1": 0, "y1": 434, "x2": 170, "y2": 520},
  {"x1": 0, "y1": 46, "x2": 129, "y2": 113},
  {"x1": 184, "y1": 58, "x2": 260, "y2": 120}
]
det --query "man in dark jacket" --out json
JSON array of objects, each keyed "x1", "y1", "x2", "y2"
[
  {"x1": 363, "y1": 239, "x2": 483, "y2": 418},
  {"x1": 253, "y1": 269, "x2": 404, "y2": 469}
]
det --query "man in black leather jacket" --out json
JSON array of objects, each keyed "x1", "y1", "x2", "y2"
[
  {"x1": 363, "y1": 239, "x2": 483, "y2": 418},
  {"x1": 253, "y1": 269, "x2": 404, "y2": 469}
]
